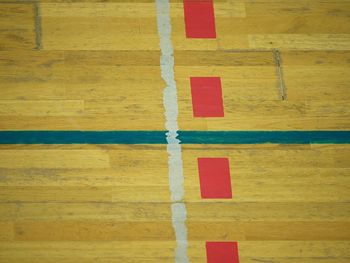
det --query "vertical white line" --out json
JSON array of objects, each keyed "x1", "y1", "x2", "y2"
[{"x1": 155, "y1": 1, "x2": 189, "y2": 262}]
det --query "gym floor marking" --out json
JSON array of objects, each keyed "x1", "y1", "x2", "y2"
[
  {"x1": 183, "y1": 0, "x2": 216, "y2": 38},
  {"x1": 1, "y1": 1, "x2": 349, "y2": 263},
  {"x1": 190, "y1": 77, "x2": 224, "y2": 117},
  {"x1": 0, "y1": 131, "x2": 349, "y2": 144},
  {"x1": 206, "y1": 242, "x2": 240, "y2": 263},
  {"x1": 157, "y1": 0, "x2": 189, "y2": 262},
  {"x1": 197, "y1": 157, "x2": 232, "y2": 199},
  {"x1": 184, "y1": 1, "x2": 238, "y2": 260}
]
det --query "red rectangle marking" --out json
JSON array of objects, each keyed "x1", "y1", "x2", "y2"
[
  {"x1": 206, "y1": 242, "x2": 240, "y2": 263},
  {"x1": 183, "y1": 0, "x2": 217, "y2": 38},
  {"x1": 197, "y1": 157, "x2": 232, "y2": 199},
  {"x1": 190, "y1": 77, "x2": 224, "y2": 117}
]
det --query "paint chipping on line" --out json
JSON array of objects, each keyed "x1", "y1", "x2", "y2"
[{"x1": 156, "y1": 1, "x2": 189, "y2": 262}]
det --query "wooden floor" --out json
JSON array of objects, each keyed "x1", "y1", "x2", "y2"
[{"x1": 1, "y1": 0, "x2": 350, "y2": 262}]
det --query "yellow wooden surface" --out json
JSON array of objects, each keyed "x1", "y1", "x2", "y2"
[
  {"x1": 1, "y1": 1, "x2": 349, "y2": 130},
  {"x1": 0, "y1": 50, "x2": 165, "y2": 130},
  {"x1": 0, "y1": 0, "x2": 350, "y2": 262},
  {"x1": 171, "y1": 0, "x2": 350, "y2": 50},
  {"x1": 0, "y1": 144, "x2": 349, "y2": 262},
  {"x1": 0, "y1": 3, "x2": 36, "y2": 51}
]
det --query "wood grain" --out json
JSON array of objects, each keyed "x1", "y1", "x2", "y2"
[{"x1": 0, "y1": 0, "x2": 349, "y2": 262}]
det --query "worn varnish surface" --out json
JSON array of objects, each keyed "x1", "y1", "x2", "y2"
[{"x1": 0, "y1": 0, "x2": 350, "y2": 262}]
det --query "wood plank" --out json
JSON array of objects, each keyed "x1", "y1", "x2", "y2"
[
  {"x1": 0, "y1": 3, "x2": 35, "y2": 50},
  {"x1": 0, "y1": 241, "x2": 176, "y2": 263},
  {"x1": 0, "y1": 100, "x2": 84, "y2": 116},
  {"x1": 249, "y1": 34, "x2": 350, "y2": 50},
  {"x1": 0, "y1": 186, "x2": 113, "y2": 203},
  {"x1": 216, "y1": 16, "x2": 350, "y2": 35},
  {"x1": 41, "y1": 3, "x2": 159, "y2": 50},
  {"x1": 245, "y1": 0, "x2": 350, "y2": 17},
  {"x1": 1, "y1": 202, "x2": 348, "y2": 222},
  {"x1": 182, "y1": 145, "x2": 350, "y2": 202},
  {"x1": 0, "y1": 241, "x2": 349, "y2": 263},
  {"x1": 178, "y1": 100, "x2": 350, "y2": 130},
  {"x1": 0, "y1": 50, "x2": 165, "y2": 130},
  {"x1": 0, "y1": 150, "x2": 110, "y2": 169},
  {"x1": 0, "y1": 203, "x2": 171, "y2": 221},
  {"x1": 187, "y1": 221, "x2": 350, "y2": 241},
  {"x1": 282, "y1": 51, "x2": 350, "y2": 101},
  {"x1": 0, "y1": 222, "x2": 14, "y2": 241},
  {"x1": 0, "y1": 145, "x2": 170, "y2": 202},
  {"x1": 186, "y1": 202, "x2": 350, "y2": 222},
  {"x1": 13, "y1": 221, "x2": 174, "y2": 241}
]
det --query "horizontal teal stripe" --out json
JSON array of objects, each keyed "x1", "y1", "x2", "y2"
[
  {"x1": 0, "y1": 131, "x2": 166, "y2": 144},
  {"x1": 0, "y1": 131, "x2": 349, "y2": 144}
]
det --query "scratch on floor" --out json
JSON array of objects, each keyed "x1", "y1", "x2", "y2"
[
  {"x1": 33, "y1": 1, "x2": 42, "y2": 50},
  {"x1": 274, "y1": 49, "x2": 287, "y2": 100}
]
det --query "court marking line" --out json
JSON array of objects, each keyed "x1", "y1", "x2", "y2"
[
  {"x1": 156, "y1": 1, "x2": 189, "y2": 262},
  {"x1": 197, "y1": 157, "x2": 232, "y2": 199},
  {"x1": 206, "y1": 242, "x2": 240, "y2": 263},
  {"x1": 190, "y1": 77, "x2": 224, "y2": 117},
  {"x1": 183, "y1": 0, "x2": 217, "y2": 38},
  {"x1": 0, "y1": 131, "x2": 349, "y2": 144}
]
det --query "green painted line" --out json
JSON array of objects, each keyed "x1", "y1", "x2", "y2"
[{"x1": 0, "y1": 131, "x2": 349, "y2": 144}]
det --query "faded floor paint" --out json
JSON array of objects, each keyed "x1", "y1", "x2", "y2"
[{"x1": 156, "y1": 0, "x2": 189, "y2": 262}]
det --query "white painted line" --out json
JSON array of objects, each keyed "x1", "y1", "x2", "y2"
[{"x1": 156, "y1": 1, "x2": 189, "y2": 262}]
